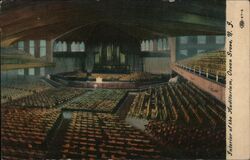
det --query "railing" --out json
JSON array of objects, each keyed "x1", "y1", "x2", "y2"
[
  {"x1": 1, "y1": 47, "x2": 30, "y2": 55},
  {"x1": 175, "y1": 63, "x2": 225, "y2": 84}
]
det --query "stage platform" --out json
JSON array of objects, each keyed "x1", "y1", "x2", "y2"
[{"x1": 50, "y1": 74, "x2": 169, "y2": 89}]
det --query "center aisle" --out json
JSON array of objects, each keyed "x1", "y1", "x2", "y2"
[{"x1": 46, "y1": 116, "x2": 71, "y2": 158}]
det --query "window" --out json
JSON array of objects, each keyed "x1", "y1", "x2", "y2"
[
  {"x1": 179, "y1": 50, "x2": 188, "y2": 56},
  {"x1": 59, "y1": 41, "x2": 64, "y2": 52},
  {"x1": 120, "y1": 53, "x2": 125, "y2": 64},
  {"x1": 40, "y1": 67, "x2": 45, "y2": 76},
  {"x1": 18, "y1": 41, "x2": 24, "y2": 51},
  {"x1": 197, "y1": 36, "x2": 206, "y2": 44},
  {"x1": 71, "y1": 42, "x2": 77, "y2": 52},
  {"x1": 95, "y1": 53, "x2": 100, "y2": 64},
  {"x1": 157, "y1": 39, "x2": 163, "y2": 51},
  {"x1": 149, "y1": 40, "x2": 153, "y2": 51},
  {"x1": 17, "y1": 69, "x2": 24, "y2": 75},
  {"x1": 79, "y1": 42, "x2": 85, "y2": 52},
  {"x1": 197, "y1": 50, "x2": 205, "y2": 54},
  {"x1": 40, "y1": 40, "x2": 46, "y2": 57},
  {"x1": 28, "y1": 68, "x2": 35, "y2": 75},
  {"x1": 180, "y1": 36, "x2": 188, "y2": 44},
  {"x1": 215, "y1": 36, "x2": 225, "y2": 44},
  {"x1": 162, "y1": 38, "x2": 167, "y2": 50},
  {"x1": 76, "y1": 42, "x2": 80, "y2": 51},
  {"x1": 62, "y1": 41, "x2": 67, "y2": 52},
  {"x1": 29, "y1": 40, "x2": 35, "y2": 56},
  {"x1": 57, "y1": 41, "x2": 63, "y2": 52},
  {"x1": 53, "y1": 42, "x2": 58, "y2": 52}
]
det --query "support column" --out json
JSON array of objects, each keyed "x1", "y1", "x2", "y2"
[
  {"x1": 35, "y1": 40, "x2": 40, "y2": 58},
  {"x1": 153, "y1": 39, "x2": 158, "y2": 52},
  {"x1": 24, "y1": 40, "x2": 29, "y2": 54},
  {"x1": 168, "y1": 37, "x2": 176, "y2": 64},
  {"x1": 85, "y1": 45, "x2": 94, "y2": 73},
  {"x1": 44, "y1": 40, "x2": 54, "y2": 75},
  {"x1": 46, "y1": 40, "x2": 53, "y2": 62},
  {"x1": 35, "y1": 68, "x2": 40, "y2": 76},
  {"x1": 24, "y1": 68, "x2": 29, "y2": 76}
]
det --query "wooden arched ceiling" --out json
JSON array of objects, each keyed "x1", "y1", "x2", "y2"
[{"x1": 0, "y1": 0, "x2": 225, "y2": 46}]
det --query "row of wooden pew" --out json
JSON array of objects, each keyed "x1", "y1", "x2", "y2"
[
  {"x1": 1, "y1": 78, "x2": 52, "y2": 93},
  {"x1": 1, "y1": 77, "x2": 226, "y2": 159},
  {"x1": 128, "y1": 81, "x2": 225, "y2": 126},
  {"x1": 62, "y1": 89, "x2": 127, "y2": 113},
  {"x1": 59, "y1": 111, "x2": 163, "y2": 159},
  {"x1": 3, "y1": 88, "x2": 86, "y2": 108},
  {"x1": 178, "y1": 50, "x2": 226, "y2": 78},
  {"x1": 1, "y1": 78, "x2": 52, "y2": 104},
  {"x1": 1, "y1": 108, "x2": 61, "y2": 160},
  {"x1": 145, "y1": 121, "x2": 225, "y2": 158},
  {"x1": 1, "y1": 87, "x2": 33, "y2": 104}
]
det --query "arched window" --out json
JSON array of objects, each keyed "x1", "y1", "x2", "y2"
[
  {"x1": 145, "y1": 40, "x2": 149, "y2": 51},
  {"x1": 76, "y1": 42, "x2": 80, "y2": 52},
  {"x1": 57, "y1": 41, "x2": 63, "y2": 52},
  {"x1": 71, "y1": 41, "x2": 76, "y2": 52},
  {"x1": 95, "y1": 53, "x2": 100, "y2": 64},
  {"x1": 53, "y1": 42, "x2": 58, "y2": 52},
  {"x1": 79, "y1": 42, "x2": 85, "y2": 52},
  {"x1": 62, "y1": 41, "x2": 67, "y2": 52},
  {"x1": 149, "y1": 40, "x2": 153, "y2": 51},
  {"x1": 120, "y1": 53, "x2": 125, "y2": 64},
  {"x1": 157, "y1": 39, "x2": 163, "y2": 51}
]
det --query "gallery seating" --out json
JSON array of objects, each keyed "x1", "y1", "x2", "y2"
[
  {"x1": 125, "y1": 80, "x2": 226, "y2": 158},
  {"x1": 177, "y1": 50, "x2": 226, "y2": 78},
  {"x1": 128, "y1": 81, "x2": 225, "y2": 126}
]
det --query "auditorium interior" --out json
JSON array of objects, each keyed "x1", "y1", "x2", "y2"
[{"x1": 0, "y1": 0, "x2": 226, "y2": 159}]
